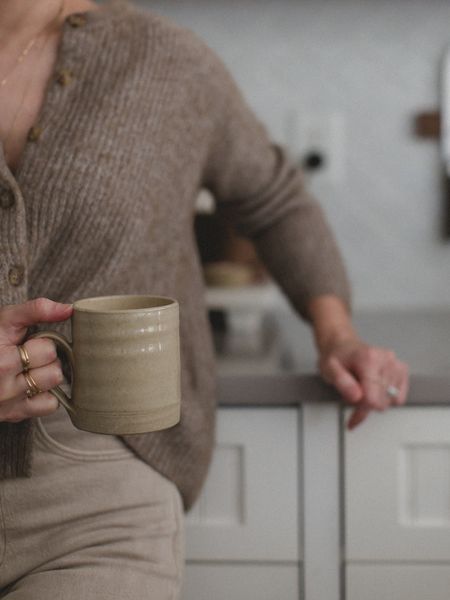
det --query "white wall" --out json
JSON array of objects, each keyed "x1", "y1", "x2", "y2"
[{"x1": 138, "y1": 0, "x2": 450, "y2": 310}]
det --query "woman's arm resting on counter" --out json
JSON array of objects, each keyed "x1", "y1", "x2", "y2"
[
  {"x1": 307, "y1": 294, "x2": 410, "y2": 429},
  {"x1": 199, "y1": 43, "x2": 410, "y2": 429}
]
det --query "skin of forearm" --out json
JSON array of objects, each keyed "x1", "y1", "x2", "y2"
[{"x1": 306, "y1": 294, "x2": 361, "y2": 355}]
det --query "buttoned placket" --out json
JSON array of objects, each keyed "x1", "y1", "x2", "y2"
[
  {"x1": 0, "y1": 11, "x2": 88, "y2": 296},
  {"x1": 25, "y1": 13, "x2": 83, "y2": 144},
  {"x1": 0, "y1": 165, "x2": 28, "y2": 294}
]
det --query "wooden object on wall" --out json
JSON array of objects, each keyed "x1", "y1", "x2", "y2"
[{"x1": 414, "y1": 110, "x2": 440, "y2": 138}]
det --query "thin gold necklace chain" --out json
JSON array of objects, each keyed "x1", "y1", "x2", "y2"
[
  {"x1": 0, "y1": 37, "x2": 38, "y2": 87},
  {"x1": 2, "y1": 32, "x2": 49, "y2": 162},
  {"x1": 0, "y1": 0, "x2": 67, "y2": 89},
  {"x1": 1, "y1": 0, "x2": 67, "y2": 169}
]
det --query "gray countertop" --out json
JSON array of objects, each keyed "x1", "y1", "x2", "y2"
[{"x1": 216, "y1": 307, "x2": 450, "y2": 406}]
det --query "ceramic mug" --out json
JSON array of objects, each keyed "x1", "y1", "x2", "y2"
[{"x1": 26, "y1": 294, "x2": 181, "y2": 435}]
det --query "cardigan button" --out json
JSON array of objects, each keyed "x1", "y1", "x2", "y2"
[
  {"x1": 27, "y1": 125, "x2": 43, "y2": 142},
  {"x1": 66, "y1": 13, "x2": 87, "y2": 27},
  {"x1": 8, "y1": 265, "x2": 25, "y2": 286},
  {"x1": 0, "y1": 187, "x2": 15, "y2": 209},
  {"x1": 55, "y1": 68, "x2": 73, "y2": 86}
]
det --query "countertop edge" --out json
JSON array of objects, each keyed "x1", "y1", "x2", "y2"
[{"x1": 217, "y1": 374, "x2": 450, "y2": 406}]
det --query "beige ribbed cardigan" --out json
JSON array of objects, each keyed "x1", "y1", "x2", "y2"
[{"x1": 0, "y1": 0, "x2": 351, "y2": 511}]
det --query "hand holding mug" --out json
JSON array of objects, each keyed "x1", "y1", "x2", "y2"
[
  {"x1": 0, "y1": 295, "x2": 181, "y2": 436},
  {"x1": 26, "y1": 294, "x2": 181, "y2": 435},
  {"x1": 0, "y1": 297, "x2": 72, "y2": 424}
]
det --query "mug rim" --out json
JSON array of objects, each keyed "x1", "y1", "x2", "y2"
[{"x1": 73, "y1": 294, "x2": 178, "y2": 314}]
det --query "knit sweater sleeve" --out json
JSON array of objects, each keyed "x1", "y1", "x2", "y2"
[{"x1": 200, "y1": 49, "x2": 352, "y2": 322}]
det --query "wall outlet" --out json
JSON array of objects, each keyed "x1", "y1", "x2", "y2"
[{"x1": 283, "y1": 110, "x2": 346, "y2": 186}]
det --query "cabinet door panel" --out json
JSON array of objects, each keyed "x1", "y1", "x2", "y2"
[
  {"x1": 346, "y1": 564, "x2": 450, "y2": 600},
  {"x1": 185, "y1": 407, "x2": 299, "y2": 561},
  {"x1": 345, "y1": 406, "x2": 450, "y2": 560},
  {"x1": 182, "y1": 563, "x2": 300, "y2": 600}
]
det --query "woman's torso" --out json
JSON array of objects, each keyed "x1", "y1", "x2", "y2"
[{"x1": 0, "y1": 0, "x2": 219, "y2": 510}]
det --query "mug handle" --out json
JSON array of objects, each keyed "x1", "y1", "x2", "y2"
[{"x1": 26, "y1": 331, "x2": 76, "y2": 416}]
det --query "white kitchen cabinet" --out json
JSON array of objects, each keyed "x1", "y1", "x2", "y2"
[
  {"x1": 182, "y1": 407, "x2": 300, "y2": 600},
  {"x1": 185, "y1": 407, "x2": 300, "y2": 562},
  {"x1": 344, "y1": 406, "x2": 450, "y2": 561},
  {"x1": 346, "y1": 564, "x2": 450, "y2": 600},
  {"x1": 345, "y1": 405, "x2": 450, "y2": 599},
  {"x1": 182, "y1": 564, "x2": 300, "y2": 600},
  {"x1": 180, "y1": 392, "x2": 450, "y2": 598}
]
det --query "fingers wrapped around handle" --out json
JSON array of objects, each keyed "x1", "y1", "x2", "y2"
[{"x1": 26, "y1": 331, "x2": 76, "y2": 416}]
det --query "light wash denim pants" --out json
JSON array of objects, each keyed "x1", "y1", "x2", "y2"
[{"x1": 0, "y1": 383, "x2": 185, "y2": 599}]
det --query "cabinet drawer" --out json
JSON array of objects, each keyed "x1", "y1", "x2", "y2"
[
  {"x1": 182, "y1": 563, "x2": 300, "y2": 600},
  {"x1": 346, "y1": 564, "x2": 450, "y2": 600},
  {"x1": 185, "y1": 407, "x2": 300, "y2": 561},
  {"x1": 345, "y1": 406, "x2": 450, "y2": 560}
]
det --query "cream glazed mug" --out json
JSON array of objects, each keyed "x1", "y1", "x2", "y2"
[{"x1": 26, "y1": 295, "x2": 181, "y2": 435}]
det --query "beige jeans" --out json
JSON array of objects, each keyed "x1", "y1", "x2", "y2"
[{"x1": 0, "y1": 384, "x2": 185, "y2": 599}]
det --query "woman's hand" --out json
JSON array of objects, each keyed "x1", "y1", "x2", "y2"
[
  {"x1": 306, "y1": 294, "x2": 410, "y2": 430},
  {"x1": 317, "y1": 337, "x2": 410, "y2": 430},
  {"x1": 0, "y1": 297, "x2": 73, "y2": 423}
]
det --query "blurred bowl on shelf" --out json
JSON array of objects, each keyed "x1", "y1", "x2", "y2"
[{"x1": 203, "y1": 261, "x2": 256, "y2": 287}]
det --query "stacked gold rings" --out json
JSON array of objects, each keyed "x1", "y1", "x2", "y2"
[
  {"x1": 17, "y1": 343, "x2": 43, "y2": 398},
  {"x1": 17, "y1": 344, "x2": 30, "y2": 370}
]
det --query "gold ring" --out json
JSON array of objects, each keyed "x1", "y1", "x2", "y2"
[
  {"x1": 17, "y1": 343, "x2": 31, "y2": 371},
  {"x1": 23, "y1": 371, "x2": 42, "y2": 398}
]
